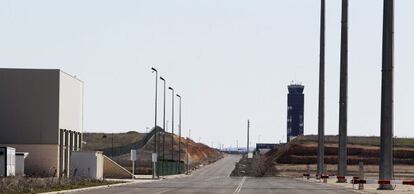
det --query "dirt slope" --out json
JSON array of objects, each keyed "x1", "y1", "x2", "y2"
[
  {"x1": 83, "y1": 131, "x2": 146, "y2": 152},
  {"x1": 272, "y1": 135, "x2": 414, "y2": 165},
  {"x1": 83, "y1": 129, "x2": 223, "y2": 174}
]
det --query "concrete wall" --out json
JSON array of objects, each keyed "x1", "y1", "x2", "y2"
[
  {"x1": 71, "y1": 151, "x2": 103, "y2": 180},
  {"x1": 59, "y1": 71, "x2": 83, "y2": 133},
  {"x1": 58, "y1": 72, "x2": 83, "y2": 177},
  {"x1": 0, "y1": 69, "x2": 60, "y2": 144}
]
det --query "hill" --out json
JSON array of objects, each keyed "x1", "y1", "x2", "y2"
[
  {"x1": 264, "y1": 135, "x2": 414, "y2": 178},
  {"x1": 83, "y1": 131, "x2": 146, "y2": 155},
  {"x1": 82, "y1": 128, "x2": 223, "y2": 174},
  {"x1": 271, "y1": 135, "x2": 414, "y2": 165}
]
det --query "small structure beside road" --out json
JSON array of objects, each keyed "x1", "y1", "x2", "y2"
[
  {"x1": 15, "y1": 152, "x2": 29, "y2": 176},
  {"x1": 0, "y1": 146, "x2": 16, "y2": 177},
  {"x1": 71, "y1": 151, "x2": 104, "y2": 180}
]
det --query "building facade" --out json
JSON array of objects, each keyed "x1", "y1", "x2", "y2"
[
  {"x1": 287, "y1": 83, "x2": 304, "y2": 142},
  {"x1": 0, "y1": 68, "x2": 83, "y2": 177}
]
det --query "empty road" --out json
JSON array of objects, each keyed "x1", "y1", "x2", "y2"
[{"x1": 76, "y1": 155, "x2": 357, "y2": 194}]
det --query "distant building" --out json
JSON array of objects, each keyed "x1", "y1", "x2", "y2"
[
  {"x1": 287, "y1": 83, "x2": 304, "y2": 142},
  {"x1": 0, "y1": 68, "x2": 83, "y2": 177}
]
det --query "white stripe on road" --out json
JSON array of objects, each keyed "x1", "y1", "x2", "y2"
[{"x1": 233, "y1": 177, "x2": 246, "y2": 194}]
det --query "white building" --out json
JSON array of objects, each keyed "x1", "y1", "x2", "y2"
[
  {"x1": 0, "y1": 68, "x2": 83, "y2": 177},
  {"x1": 0, "y1": 147, "x2": 16, "y2": 177}
]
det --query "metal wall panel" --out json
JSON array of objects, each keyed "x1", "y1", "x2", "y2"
[{"x1": 0, "y1": 69, "x2": 60, "y2": 144}]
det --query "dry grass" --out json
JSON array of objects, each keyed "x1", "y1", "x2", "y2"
[{"x1": 0, "y1": 177, "x2": 120, "y2": 194}]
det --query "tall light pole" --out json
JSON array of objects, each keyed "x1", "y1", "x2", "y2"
[
  {"x1": 378, "y1": 0, "x2": 394, "y2": 190},
  {"x1": 168, "y1": 87, "x2": 175, "y2": 171},
  {"x1": 151, "y1": 67, "x2": 158, "y2": 179},
  {"x1": 187, "y1": 129, "x2": 191, "y2": 175},
  {"x1": 176, "y1": 94, "x2": 182, "y2": 173},
  {"x1": 317, "y1": 0, "x2": 326, "y2": 178},
  {"x1": 247, "y1": 120, "x2": 250, "y2": 154},
  {"x1": 338, "y1": 0, "x2": 348, "y2": 180},
  {"x1": 160, "y1": 76, "x2": 166, "y2": 177}
]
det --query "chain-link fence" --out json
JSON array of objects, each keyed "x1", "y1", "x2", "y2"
[{"x1": 157, "y1": 160, "x2": 185, "y2": 176}]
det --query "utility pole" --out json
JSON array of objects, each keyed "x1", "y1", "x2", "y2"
[
  {"x1": 247, "y1": 120, "x2": 250, "y2": 154},
  {"x1": 338, "y1": 0, "x2": 348, "y2": 180},
  {"x1": 317, "y1": 0, "x2": 326, "y2": 178},
  {"x1": 378, "y1": 0, "x2": 394, "y2": 190}
]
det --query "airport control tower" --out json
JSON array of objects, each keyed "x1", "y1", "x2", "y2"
[{"x1": 287, "y1": 83, "x2": 304, "y2": 142}]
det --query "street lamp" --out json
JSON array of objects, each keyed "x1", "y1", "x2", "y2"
[
  {"x1": 151, "y1": 67, "x2": 158, "y2": 179},
  {"x1": 168, "y1": 87, "x2": 175, "y2": 172},
  {"x1": 160, "y1": 76, "x2": 166, "y2": 176},
  {"x1": 176, "y1": 94, "x2": 182, "y2": 173},
  {"x1": 187, "y1": 129, "x2": 191, "y2": 175}
]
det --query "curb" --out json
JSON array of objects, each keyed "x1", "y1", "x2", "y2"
[{"x1": 39, "y1": 180, "x2": 155, "y2": 194}]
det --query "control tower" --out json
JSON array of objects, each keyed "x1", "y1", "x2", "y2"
[{"x1": 287, "y1": 83, "x2": 304, "y2": 142}]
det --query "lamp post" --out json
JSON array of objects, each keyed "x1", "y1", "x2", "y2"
[
  {"x1": 247, "y1": 120, "x2": 250, "y2": 154},
  {"x1": 160, "y1": 77, "x2": 166, "y2": 176},
  {"x1": 176, "y1": 94, "x2": 182, "y2": 173},
  {"x1": 169, "y1": 87, "x2": 175, "y2": 173},
  {"x1": 151, "y1": 67, "x2": 158, "y2": 179},
  {"x1": 187, "y1": 129, "x2": 191, "y2": 175},
  {"x1": 317, "y1": 0, "x2": 326, "y2": 178}
]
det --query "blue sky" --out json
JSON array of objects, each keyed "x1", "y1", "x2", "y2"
[{"x1": 0, "y1": 0, "x2": 413, "y2": 148}]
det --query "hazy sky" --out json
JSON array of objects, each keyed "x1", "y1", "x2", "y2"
[{"x1": 0, "y1": 0, "x2": 413, "y2": 148}]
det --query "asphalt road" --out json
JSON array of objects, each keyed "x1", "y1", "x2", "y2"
[{"x1": 76, "y1": 155, "x2": 357, "y2": 194}]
